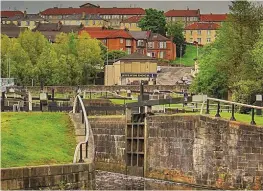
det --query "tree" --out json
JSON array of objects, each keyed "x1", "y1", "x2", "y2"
[
  {"x1": 190, "y1": 44, "x2": 228, "y2": 98},
  {"x1": 166, "y1": 21, "x2": 186, "y2": 57},
  {"x1": 76, "y1": 31, "x2": 103, "y2": 84},
  {"x1": 107, "y1": 50, "x2": 127, "y2": 61},
  {"x1": 138, "y1": 8, "x2": 166, "y2": 36},
  {"x1": 36, "y1": 44, "x2": 59, "y2": 85},
  {"x1": 191, "y1": 0, "x2": 263, "y2": 103}
]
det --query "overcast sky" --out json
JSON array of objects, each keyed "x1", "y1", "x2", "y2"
[{"x1": 1, "y1": 1, "x2": 263, "y2": 14}]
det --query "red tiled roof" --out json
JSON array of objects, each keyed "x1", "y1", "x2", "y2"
[
  {"x1": 165, "y1": 9, "x2": 200, "y2": 17},
  {"x1": 121, "y1": 16, "x2": 143, "y2": 23},
  {"x1": 79, "y1": 29, "x2": 133, "y2": 39},
  {"x1": 200, "y1": 14, "x2": 228, "y2": 22},
  {"x1": 185, "y1": 22, "x2": 220, "y2": 30},
  {"x1": 41, "y1": 7, "x2": 145, "y2": 15},
  {"x1": 1, "y1": 11, "x2": 23, "y2": 18}
]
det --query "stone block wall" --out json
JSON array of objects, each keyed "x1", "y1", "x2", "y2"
[
  {"x1": 1, "y1": 163, "x2": 95, "y2": 190},
  {"x1": 12, "y1": 85, "x2": 184, "y2": 94},
  {"x1": 145, "y1": 115, "x2": 263, "y2": 190},
  {"x1": 89, "y1": 116, "x2": 126, "y2": 173}
]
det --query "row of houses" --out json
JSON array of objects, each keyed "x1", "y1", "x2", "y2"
[
  {"x1": 1, "y1": 2, "x2": 227, "y2": 45},
  {"x1": 1, "y1": 22, "x2": 176, "y2": 60}
]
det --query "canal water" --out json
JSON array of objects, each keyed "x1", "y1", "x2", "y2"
[{"x1": 95, "y1": 171, "x2": 206, "y2": 190}]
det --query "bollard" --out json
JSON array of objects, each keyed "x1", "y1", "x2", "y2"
[
  {"x1": 230, "y1": 104, "x2": 236, "y2": 121},
  {"x1": 215, "y1": 101, "x2": 221, "y2": 117},
  {"x1": 251, "y1": 108, "x2": 256, "y2": 125},
  {"x1": 52, "y1": 89, "x2": 55, "y2": 102},
  {"x1": 1, "y1": 91, "x2": 5, "y2": 112},
  {"x1": 206, "y1": 99, "x2": 209, "y2": 114},
  {"x1": 86, "y1": 142, "x2": 88, "y2": 158},
  {"x1": 79, "y1": 144, "x2": 84, "y2": 163}
]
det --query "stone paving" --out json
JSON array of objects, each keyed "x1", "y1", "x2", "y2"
[{"x1": 95, "y1": 171, "x2": 201, "y2": 190}]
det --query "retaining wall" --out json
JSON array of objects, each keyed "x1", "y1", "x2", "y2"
[
  {"x1": 145, "y1": 115, "x2": 263, "y2": 190},
  {"x1": 1, "y1": 163, "x2": 95, "y2": 190},
  {"x1": 12, "y1": 85, "x2": 185, "y2": 93},
  {"x1": 89, "y1": 116, "x2": 126, "y2": 174}
]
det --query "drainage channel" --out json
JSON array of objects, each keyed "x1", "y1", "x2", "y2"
[{"x1": 95, "y1": 170, "x2": 212, "y2": 190}]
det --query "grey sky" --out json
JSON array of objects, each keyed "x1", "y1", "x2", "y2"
[
  {"x1": 1, "y1": 1, "x2": 234, "y2": 14},
  {"x1": 2, "y1": 1, "x2": 263, "y2": 14}
]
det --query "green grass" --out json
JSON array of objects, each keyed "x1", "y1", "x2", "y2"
[
  {"x1": 109, "y1": 99, "x2": 137, "y2": 105},
  {"x1": 172, "y1": 45, "x2": 204, "y2": 66},
  {"x1": 1, "y1": 112, "x2": 76, "y2": 168}
]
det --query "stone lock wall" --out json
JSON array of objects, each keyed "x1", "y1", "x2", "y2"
[
  {"x1": 13, "y1": 85, "x2": 184, "y2": 93},
  {"x1": 1, "y1": 163, "x2": 95, "y2": 190},
  {"x1": 145, "y1": 115, "x2": 263, "y2": 190},
  {"x1": 89, "y1": 116, "x2": 126, "y2": 174}
]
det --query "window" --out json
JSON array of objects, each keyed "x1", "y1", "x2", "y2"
[
  {"x1": 159, "y1": 52, "x2": 164, "y2": 58},
  {"x1": 207, "y1": 38, "x2": 211, "y2": 43},
  {"x1": 159, "y1": 42, "x2": 166, "y2": 49},
  {"x1": 190, "y1": 30, "x2": 193, "y2": 35},
  {"x1": 17, "y1": 21, "x2": 21, "y2": 26},
  {"x1": 197, "y1": 38, "x2": 201, "y2": 44},
  {"x1": 190, "y1": 38, "x2": 193, "y2": 43},
  {"x1": 58, "y1": 15, "x2": 62, "y2": 19},
  {"x1": 85, "y1": 20, "x2": 89, "y2": 26},
  {"x1": 148, "y1": 42, "x2": 154, "y2": 48},
  {"x1": 151, "y1": 52, "x2": 155, "y2": 58},
  {"x1": 207, "y1": 30, "x2": 211, "y2": 35},
  {"x1": 102, "y1": 39, "x2": 107, "y2": 44},
  {"x1": 26, "y1": 21, "x2": 30, "y2": 26},
  {"x1": 126, "y1": 39, "x2": 131, "y2": 46},
  {"x1": 126, "y1": 48, "x2": 131, "y2": 54},
  {"x1": 93, "y1": 20, "x2": 96, "y2": 25},
  {"x1": 76, "y1": 21, "x2": 80, "y2": 25},
  {"x1": 49, "y1": 15, "x2": 52, "y2": 19},
  {"x1": 137, "y1": 40, "x2": 144, "y2": 47},
  {"x1": 120, "y1": 38, "x2": 123, "y2": 43},
  {"x1": 198, "y1": 30, "x2": 202, "y2": 35}
]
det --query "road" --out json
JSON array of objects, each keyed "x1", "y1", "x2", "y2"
[{"x1": 156, "y1": 66, "x2": 193, "y2": 85}]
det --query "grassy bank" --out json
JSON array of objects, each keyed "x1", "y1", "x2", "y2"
[
  {"x1": 173, "y1": 45, "x2": 204, "y2": 66},
  {"x1": 1, "y1": 112, "x2": 76, "y2": 168}
]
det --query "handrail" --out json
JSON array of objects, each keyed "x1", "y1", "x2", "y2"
[
  {"x1": 206, "y1": 97, "x2": 263, "y2": 110},
  {"x1": 72, "y1": 95, "x2": 94, "y2": 163}
]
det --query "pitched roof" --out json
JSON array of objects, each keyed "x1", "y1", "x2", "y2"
[
  {"x1": 33, "y1": 22, "x2": 83, "y2": 33},
  {"x1": 6, "y1": 14, "x2": 46, "y2": 21},
  {"x1": 80, "y1": 29, "x2": 133, "y2": 39},
  {"x1": 120, "y1": 52, "x2": 156, "y2": 60},
  {"x1": 148, "y1": 33, "x2": 169, "y2": 41},
  {"x1": 1, "y1": 23, "x2": 27, "y2": 37},
  {"x1": 61, "y1": 14, "x2": 105, "y2": 20},
  {"x1": 129, "y1": 31, "x2": 150, "y2": 40},
  {"x1": 165, "y1": 9, "x2": 200, "y2": 17},
  {"x1": 1, "y1": 11, "x2": 23, "y2": 18},
  {"x1": 200, "y1": 14, "x2": 228, "y2": 22},
  {"x1": 79, "y1": 3, "x2": 100, "y2": 8},
  {"x1": 121, "y1": 15, "x2": 143, "y2": 23},
  {"x1": 185, "y1": 22, "x2": 220, "y2": 30},
  {"x1": 41, "y1": 7, "x2": 145, "y2": 16}
]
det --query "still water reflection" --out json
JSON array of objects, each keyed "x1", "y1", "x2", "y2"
[{"x1": 95, "y1": 171, "x2": 206, "y2": 190}]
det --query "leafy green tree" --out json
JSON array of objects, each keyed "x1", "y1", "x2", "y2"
[
  {"x1": 167, "y1": 21, "x2": 186, "y2": 57},
  {"x1": 190, "y1": 44, "x2": 228, "y2": 98},
  {"x1": 191, "y1": 0, "x2": 263, "y2": 103},
  {"x1": 36, "y1": 44, "x2": 59, "y2": 85},
  {"x1": 138, "y1": 8, "x2": 166, "y2": 36},
  {"x1": 76, "y1": 31, "x2": 103, "y2": 84},
  {"x1": 107, "y1": 50, "x2": 127, "y2": 61}
]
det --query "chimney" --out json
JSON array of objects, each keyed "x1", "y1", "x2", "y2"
[
  {"x1": 24, "y1": 10, "x2": 27, "y2": 17},
  {"x1": 82, "y1": 12, "x2": 85, "y2": 19}
]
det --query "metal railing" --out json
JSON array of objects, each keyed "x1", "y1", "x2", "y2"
[
  {"x1": 200, "y1": 97, "x2": 263, "y2": 125},
  {"x1": 72, "y1": 95, "x2": 95, "y2": 163}
]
